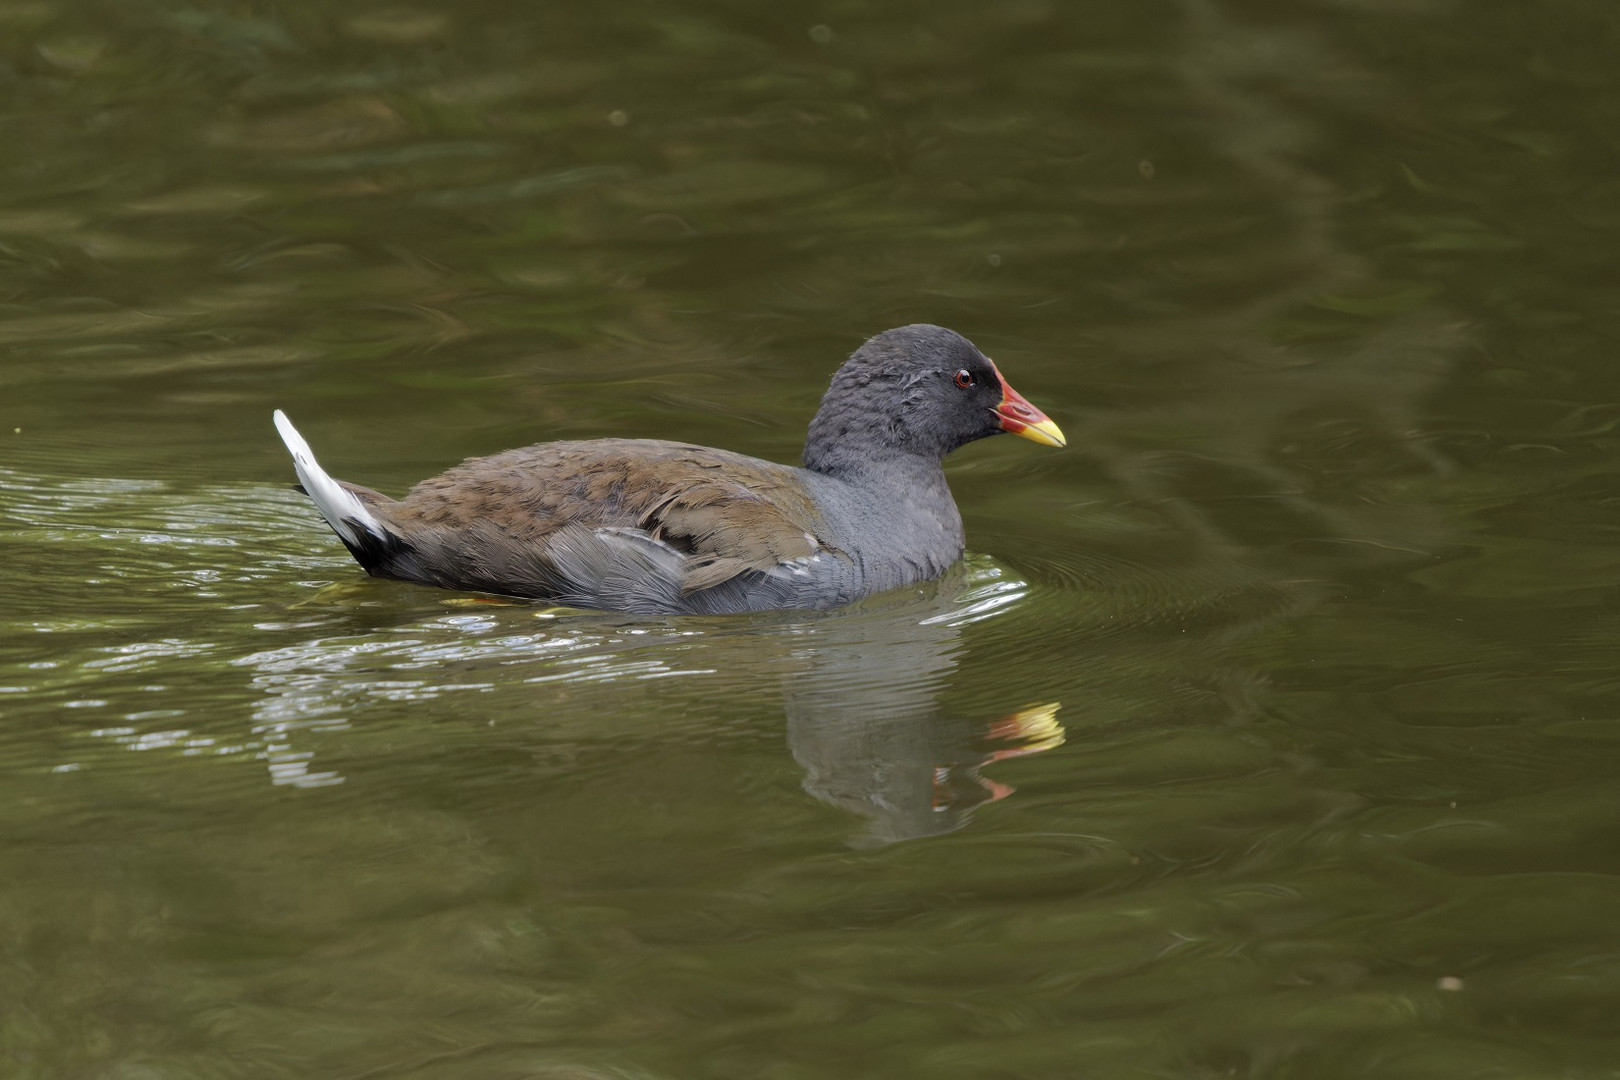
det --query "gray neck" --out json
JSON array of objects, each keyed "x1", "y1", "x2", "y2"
[{"x1": 798, "y1": 453, "x2": 965, "y2": 593}]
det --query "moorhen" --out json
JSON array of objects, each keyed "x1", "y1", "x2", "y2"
[{"x1": 273, "y1": 324, "x2": 1064, "y2": 614}]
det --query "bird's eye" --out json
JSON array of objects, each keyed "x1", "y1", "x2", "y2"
[{"x1": 954, "y1": 369, "x2": 976, "y2": 389}]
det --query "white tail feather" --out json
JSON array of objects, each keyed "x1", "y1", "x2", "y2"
[{"x1": 272, "y1": 410, "x2": 383, "y2": 548}]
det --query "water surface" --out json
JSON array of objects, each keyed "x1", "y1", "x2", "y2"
[{"x1": 3, "y1": 1, "x2": 1619, "y2": 1076}]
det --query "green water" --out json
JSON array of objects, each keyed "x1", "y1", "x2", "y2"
[{"x1": 4, "y1": 1, "x2": 1619, "y2": 1076}]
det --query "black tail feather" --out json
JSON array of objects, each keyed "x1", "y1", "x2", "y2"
[{"x1": 337, "y1": 518, "x2": 414, "y2": 574}]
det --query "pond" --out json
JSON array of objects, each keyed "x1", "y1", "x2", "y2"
[{"x1": 3, "y1": 1, "x2": 1618, "y2": 1076}]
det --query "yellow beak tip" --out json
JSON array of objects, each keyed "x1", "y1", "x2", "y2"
[{"x1": 1014, "y1": 418, "x2": 1066, "y2": 448}]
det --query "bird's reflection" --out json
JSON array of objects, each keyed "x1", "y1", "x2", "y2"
[
  {"x1": 791, "y1": 699, "x2": 1062, "y2": 846},
  {"x1": 235, "y1": 559, "x2": 1065, "y2": 845},
  {"x1": 778, "y1": 567, "x2": 1064, "y2": 844}
]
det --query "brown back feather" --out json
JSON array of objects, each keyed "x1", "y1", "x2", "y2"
[{"x1": 373, "y1": 439, "x2": 827, "y2": 595}]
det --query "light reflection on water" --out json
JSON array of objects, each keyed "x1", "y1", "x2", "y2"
[
  {"x1": 228, "y1": 554, "x2": 1060, "y2": 811},
  {"x1": 9, "y1": 466, "x2": 1066, "y2": 832}
]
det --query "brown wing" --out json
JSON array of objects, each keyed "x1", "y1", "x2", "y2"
[{"x1": 379, "y1": 439, "x2": 829, "y2": 595}]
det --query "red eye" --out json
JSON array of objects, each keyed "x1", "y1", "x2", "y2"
[{"x1": 954, "y1": 369, "x2": 975, "y2": 389}]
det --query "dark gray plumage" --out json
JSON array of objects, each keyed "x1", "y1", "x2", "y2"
[{"x1": 273, "y1": 324, "x2": 1064, "y2": 614}]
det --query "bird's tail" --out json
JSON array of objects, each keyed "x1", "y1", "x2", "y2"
[{"x1": 272, "y1": 410, "x2": 404, "y2": 570}]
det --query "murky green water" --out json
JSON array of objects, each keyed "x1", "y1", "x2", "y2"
[{"x1": 4, "y1": 1, "x2": 1619, "y2": 1076}]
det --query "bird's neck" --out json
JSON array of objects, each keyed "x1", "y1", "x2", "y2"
[
  {"x1": 802, "y1": 389, "x2": 953, "y2": 481},
  {"x1": 802, "y1": 436, "x2": 946, "y2": 484},
  {"x1": 798, "y1": 447, "x2": 966, "y2": 586}
]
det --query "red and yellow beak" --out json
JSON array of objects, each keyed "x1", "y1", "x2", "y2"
[{"x1": 990, "y1": 362, "x2": 1066, "y2": 448}]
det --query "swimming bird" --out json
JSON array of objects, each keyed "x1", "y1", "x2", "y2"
[{"x1": 273, "y1": 324, "x2": 1064, "y2": 614}]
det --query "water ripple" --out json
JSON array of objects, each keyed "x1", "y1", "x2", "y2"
[{"x1": 3, "y1": 466, "x2": 1060, "y2": 818}]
